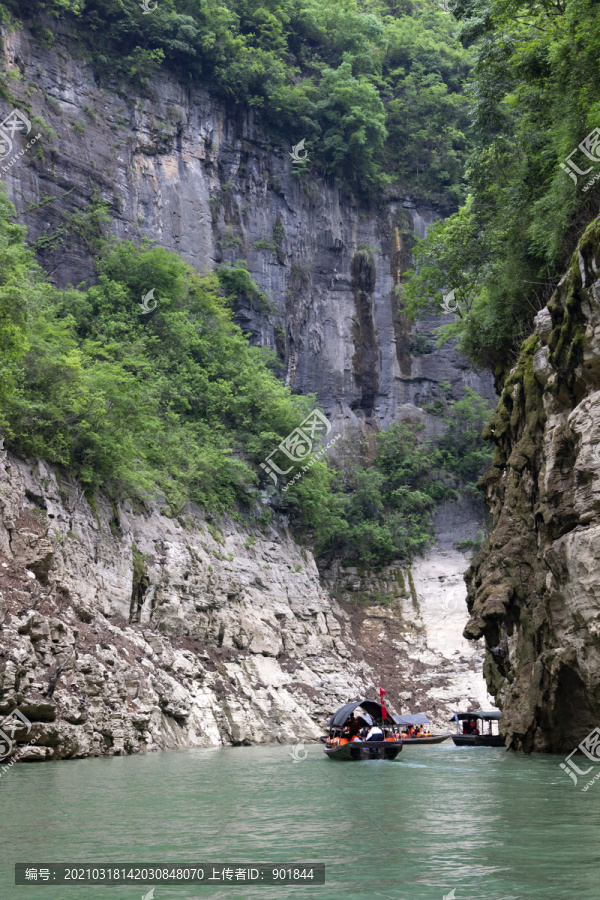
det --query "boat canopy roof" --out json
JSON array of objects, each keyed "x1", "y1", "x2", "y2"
[
  {"x1": 392, "y1": 713, "x2": 430, "y2": 726},
  {"x1": 325, "y1": 711, "x2": 373, "y2": 728},
  {"x1": 329, "y1": 700, "x2": 386, "y2": 729},
  {"x1": 450, "y1": 710, "x2": 501, "y2": 722}
]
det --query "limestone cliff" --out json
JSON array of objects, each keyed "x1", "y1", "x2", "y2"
[
  {"x1": 0, "y1": 24, "x2": 492, "y2": 439},
  {"x1": 465, "y1": 217, "x2": 600, "y2": 752},
  {"x1": 0, "y1": 23, "x2": 495, "y2": 760},
  {"x1": 0, "y1": 449, "x2": 490, "y2": 759}
]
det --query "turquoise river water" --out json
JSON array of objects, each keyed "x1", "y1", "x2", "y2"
[{"x1": 0, "y1": 742, "x2": 599, "y2": 900}]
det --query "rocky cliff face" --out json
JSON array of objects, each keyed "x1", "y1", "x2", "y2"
[
  {"x1": 0, "y1": 450, "x2": 367, "y2": 758},
  {"x1": 0, "y1": 24, "x2": 495, "y2": 760},
  {"x1": 0, "y1": 449, "x2": 491, "y2": 759},
  {"x1": 1, "y1": 24, "x2": 492, "y2": 440},
  {"x1": 465, "y1": 218, "x2": 600, "y2": 752}
]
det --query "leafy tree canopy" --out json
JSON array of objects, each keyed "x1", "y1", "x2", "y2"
[{"x1": 404, "y1": 0, "x2": 600, "y2": 376}]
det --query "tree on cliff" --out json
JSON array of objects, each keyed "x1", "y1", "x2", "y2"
[{"x1": 404, "y1": 0, "x2": 600, "y2": 377}]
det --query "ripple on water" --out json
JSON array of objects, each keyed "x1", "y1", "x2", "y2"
[{"x1": 0, "y1": 744, "x2": 598, "y2": 899}]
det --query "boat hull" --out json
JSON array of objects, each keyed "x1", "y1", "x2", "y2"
[
  {"x1": 324, "y1": 740, "x2": 403, "y2": 761},
  {"x1": 451, "y1": 734, "x2": 504, "y2": 747},
  {"x1": 401, "y1": 733, "x2": 451, "y2": 745}
]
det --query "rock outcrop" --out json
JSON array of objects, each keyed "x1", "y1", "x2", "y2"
[
  {"x1": 465, "y1": 218, "x2": 600, "y2": 752},
  {"x1": 0, "y1": 450, "x2": 369, "y2": 758},
  {"x1": 0, "y1": 450, "x2": 489, "y2": 760}
]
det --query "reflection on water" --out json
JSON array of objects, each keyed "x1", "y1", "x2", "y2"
[{"x1": 0, "y1": 742, "x2": 598, "y2": 899}]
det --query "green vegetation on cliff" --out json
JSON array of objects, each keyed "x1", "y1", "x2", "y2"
[
  {"x1": 0, "y1": 190, "x2": 322, "y2": 512},
  {"x1": 2, "y1": 0, "x2": 471, "y2": 205},
  {"x1": 404, "y1": 0, "x2": 600, "y2": 377},
  {"x1": 286, "y1": 387, "x2": 493, "y2": 566},
  {"x1": 0, "y1": 188, "x2": 492, "y2": 561}
]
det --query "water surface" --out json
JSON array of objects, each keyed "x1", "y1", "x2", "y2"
[{"x1": 1, "y1": 742, "x2": 598, "y2": 899}]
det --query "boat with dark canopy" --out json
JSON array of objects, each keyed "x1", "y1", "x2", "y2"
[
  {"x1": 324, "y1": 700, "x2": 403, "y2": 761},
  {"x1": 450, "y1": 710, "x2": 503, "y2": 747},
  {"x1": 394, "y1": 714, "x2": 451, "y2": 745}
]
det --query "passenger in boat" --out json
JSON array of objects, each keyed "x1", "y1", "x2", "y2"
[
  {"x1": 462, "y1": 720, "x2": 471, "y2": 734},
  {"x1": 469, "y1": 719, "x2": 480, "y2": 735},
  {"x1": 347, "y1": 714, "x2": 361, "y2": 740},
  {"x1": 365, "y1": 724, "x2": 384, "y2": 742}
]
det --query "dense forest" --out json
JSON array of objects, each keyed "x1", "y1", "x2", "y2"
[{"x1": 1, "y1": 0, "x2": 598, "y2": 567}]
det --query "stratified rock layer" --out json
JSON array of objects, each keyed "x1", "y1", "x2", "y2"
[
  {"x1": 0, "y1": 451, "x2": 369, "y2": 758},
  {"x1": 465, "y1": 218, "x2": 600, "y2": 752},
  {"x1": 0, "y1": 451, "x2": 488, "y2": 760}
]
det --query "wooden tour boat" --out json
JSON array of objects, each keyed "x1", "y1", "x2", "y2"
[
  {"x1": 393, "y1": 713, "x2": 451, "y2": 745},
  {"x1": 324, "y1": 699, "x2": 403, "y2": 761},
  {"x1": 450, "y1": 710, "x2": 504, "y2": 747}
]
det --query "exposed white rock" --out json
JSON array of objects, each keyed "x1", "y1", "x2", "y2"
[{"x1": 0, "y1": 451, "x2": 490, "y2": 759}]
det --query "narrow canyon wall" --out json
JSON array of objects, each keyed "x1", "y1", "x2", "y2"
[
  {"x1": 0, "y1": 24, "x2": 495, "y2": 760},
  {"x1": 465, "y1": 218, "x2": 600, "y2": 752},
  {"x1": 0, "y1": 450, "x2": 489, "y2": 760},
  {"x1": 0, "y1": 24, "x2": 493, "y2": 443}
]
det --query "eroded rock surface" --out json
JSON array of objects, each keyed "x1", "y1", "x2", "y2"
[
  {"x1": 0, "y1": 451, "x2": 372, "y2": 759},
  {"x1": 0, "y1": 451, "x2": 488, "y2": 761},
  {"x1": 465, "y1": 219, "x2": 600, "y2": 751}
]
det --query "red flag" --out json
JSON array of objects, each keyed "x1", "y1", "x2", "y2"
[{"x1": 379, "y1": 686, "x2": 387, "y2": 720}]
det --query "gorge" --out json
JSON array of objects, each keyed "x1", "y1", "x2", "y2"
[
  {"x1": 0, "y1": 0, "x2": 599, "y2": 765},
  {"x1": 0, "y1": 20, "x2": 495, "y2": 758}
]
